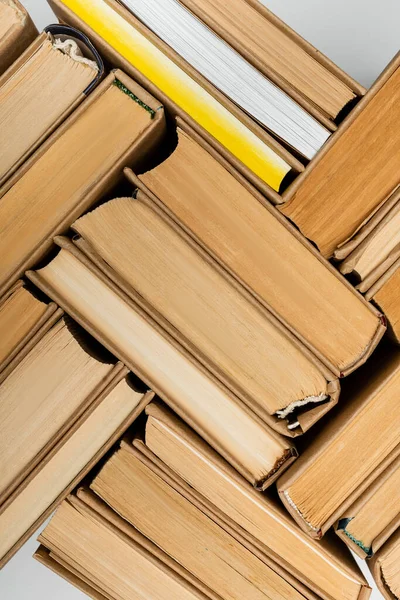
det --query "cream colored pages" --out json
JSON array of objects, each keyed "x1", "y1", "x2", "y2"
[
  {"x1": 178, "y1": 0, "x2": 355, "y2": 119},
  {"x1": 74, "y1": 197, "x2": 328, "y2": 426},
  {"x1": 144, "y1": 403, "x2": 365, "y2": 600},
  {"x1": 381, "y1": 541, "x2": 400, "y2": 599},
  {"x1": 0, "y1": 285, "x2": 47, "y2": 366},
  {"x1": 0, "y1": 318, "x2": 111, "y2": 498},
  {"x1": 140, "y1": 128, "x2": 380, "y2": 375},
  {"x1": 0, "y1": 37, "x2": 97, "y2": 182},
  {"x1": 0, "y1": 379, "x2": 142, "y2": 561},
  {"x1": 36, "y1": 248, "x2": 293, "y2": 486},
  {"x1": 39, "y1": 501, "x2": 203, "y2": 600},
  {"x1": 0, "y1": 82, "x2": 151, "y2": 293},
  {"x1": 92, "y1": 445, "x2": 305, "y2": 600}
]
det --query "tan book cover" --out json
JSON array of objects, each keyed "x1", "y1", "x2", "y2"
[
  {"x1": 0, "y1": 280, "x2": 61, "y2": 382},
  {"x1": 335, "y1": 185, "x2": 400, "y2": 262},
  {"x1": 366, "y1": 260, "x2": 400, "y2": 344},
  {"x1": 369, "y1": 528, "x2": 400, "y2": 600},
  {"x1": 72, "y1": 193, "x2": 341, "y2": 436},
  {"x1": 177, "y1": 0, "x2": 362, "y2": 126},
  {"x1": 336, "y1": 454, "x2": 400, "y2": 558},
  {"x1": 38, "y1": 494, "x2": 214, "y2": 600},
  {"x1": 340, "y1": 191, "x2": 400, "y2": 292},
  {"x1": 0, "y1": 0, "x2": 37, "y2": 75},
  {"x1": 35, "y1": 546, "x2": 109, "y2": 600},
  {"x1": 281, "y1": 52, "x2": 400, "y2": 258},
  {"x1": 0, "y1": 316, "x2": 117, "y2": 506},
  {"x1": 278, "y1": 351, "x2": 400, "y2": 538},
  {"x1": 0, "y1": 26, "x2": 103, "y2": 186},
  {"x1": 0, "y1": 367, "x2": 152, "y2": 568},
  {"x1": 90, "y1": 442, "x2": 322, "y2": 600}
]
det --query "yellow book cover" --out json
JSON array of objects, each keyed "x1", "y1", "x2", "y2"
[{"x1": 58, "y1": 0, "x2": 291, "y2": 191}]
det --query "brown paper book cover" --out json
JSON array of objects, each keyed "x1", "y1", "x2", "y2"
[
  {"x1": 37, "y1": 494, "x2": 213, "y2": 600},
  {"x1": 176, "y1": 0, "x2": 363, "y2": 125},
  {"x1": 0, "y1": 280, "x2": 60, "y2": 381},
  {"x1": 72, "y1": 192, "x2": 342, "y2": 436}
]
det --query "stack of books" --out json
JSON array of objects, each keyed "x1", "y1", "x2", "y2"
[{"x1": 0, "y1": 1, "x2": 399, "y2": 599}]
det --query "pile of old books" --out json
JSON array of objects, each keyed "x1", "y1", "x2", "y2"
[{"x1": 0, "y1": 0, "x2": 399, "y2": 598}]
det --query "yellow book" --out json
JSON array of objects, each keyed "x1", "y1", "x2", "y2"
[{"x1": 55, "y1": 0, "x2": 291, "y2": 191}]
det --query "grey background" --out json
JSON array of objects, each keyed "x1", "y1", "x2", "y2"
[{"x1": 1, "y1": 0, "x2": 397, "y2": 597}]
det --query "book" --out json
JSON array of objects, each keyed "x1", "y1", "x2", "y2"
[
  {"x1": 280, "y1": 52, "x2": 400, "y2": 258},
  {"x1": 135, "y1": 123, "x2": 384, "y2": 377},
  {"x1": 340, "y1": 191, "x2": 400, "y2": 293},
  {"x1": 369, "y1": 528, "x2": 400, "y2": 600},
  {"x1": 35, "y1": 545, "x2": 110, "y2": 600},
  {"x1": 0, "y1": 68, "x2": 165, "y2": 297},
  {"x1": 366, "y1": 261, "x2": 400, "y2": 344},
  {"x1": 0, "y1": 369, "x2": 150, "y2": 567},
  {"x1": 118, "y1": 0, "x2": 330, "y2": 159},
  {"x1": 28, "y1": 238, "x2": 297, "y2": 489},
  {"x1": 90, "y1": 441, "x2": 319, "y2": 600},
  {"x1": 336, "y1": 454, "x2": 400, "y2": 558},
  {"x1": 0, "y1": 26, "x2": 101, "y2": 186},
  {"x1": 0, "y1": 0, "x2": 37, "y2": 75},
  {"x1": 37, "y1": 494, "x2": 214, "y2": 600},
  {"x1": 0, "y1": 316, "x2": 115, "y2": 507},
  {"x1": 48, "y1": 0, "x2": 304, "y2": 197},
  {"x1": 175, "y1": 0, "x2": 361, "y2": 123},
  {"x1": 0, "y1": 280, "x2": 60, "y2": 381},
  {"x1": 72, "y1": 193, "x2": 339, "y2": 435},
  {"x1": 278, "y1": 351, "x2": 400, "y2": 538},
  {"x1": 139, "y1": 401, "x2": 370, "y2": 600}
]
